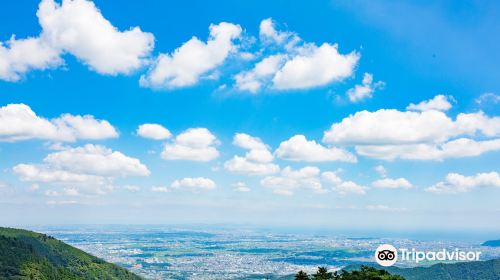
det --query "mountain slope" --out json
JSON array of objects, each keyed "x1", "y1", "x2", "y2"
[
  {"x1": 0, "y1": 227, "x2": 142, "y2": 280},
  {"x1": 346, "y1": 258, "x2": 500, "y2": 280},
  {"x1": 482, "y1": 240, "x2": 500, "y2": 247}
]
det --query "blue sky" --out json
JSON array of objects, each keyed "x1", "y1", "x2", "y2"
[{"x1": 0, "y1": 0, "x2": 499, "y2": 235}]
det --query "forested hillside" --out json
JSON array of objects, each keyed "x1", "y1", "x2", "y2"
[{"x1": 0, "y1": 227, "x2": 141, "y2": 280}]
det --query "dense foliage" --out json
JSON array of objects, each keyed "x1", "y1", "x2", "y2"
[
  {"x1": 383, "y1": 259, "x2": 500, "y2": 280},
  {"x1": 295, "y1": 266, "x2": 405, "y2": 280},
  {"x1": 0, "y1": 227, "x2": 142, "y2": 280}
]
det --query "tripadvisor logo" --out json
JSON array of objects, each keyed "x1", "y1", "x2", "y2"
[
  {"x1": 375, "y1": 244, "x2": 398, "y2": 267},
  {"x1": 374, "y1": 244, "x2": 482, "y2": 267}
]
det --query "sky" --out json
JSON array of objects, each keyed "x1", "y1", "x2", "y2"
[{"x1": 0, "y1": 0, "x2": 499, "y2": 235}]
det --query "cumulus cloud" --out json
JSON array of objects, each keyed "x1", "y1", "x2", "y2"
[
  {"x1": 224, "y1": 133, "x2": 279, "y2": 175},
  {"x1": 43, "y1": 144, "x2": 150, "y2": 177},
  {"x1": 12, "y1": 144, "x2": 149, "y2": 194},
  {"x1": 332, "y1": 181, "x2": 367, "y2": 195},
  {"x1": 272, "y1": 43, "x2": 359, "y2": 90},
  {"x1": 323, "y1": 104, "x2": 500, "y2": 161},
  {"x1": 232, "y1": 133, "x2": 273, "y2": 162},
  {"x1": 233, "y1": 182, "x2": 251, "y2": 192},
  {"x1": 356, "y1": 138, "x2": 500, "y2": 161},
  {"x1": 346, "y1": 73, "x2": 384, "y2": 102},
  {"x1": 260, "y1": 166, "x2": 366, "y2": 196},
  {"x1": 426, "y1": 172, "x2": 500, "y2": 194},
  {"x1": 171, "y1": 177, "x2": 216, "y2": 191},
  {"x1": 38, "y1": 0, "x2": 154, "y2": 75},
  {"x1": 261, "y1": 166, "x2": 323, "y2": 195},
  {"x1": 0, "y1": 103, "x2": 118, "y2": 142},
  {"x1": 406, "y1": 94, "x2": 453, "y2": 111},
  {"x1": 0, "y1": 0, "x2": 154, "y2": 81},
  {"x1": 224, "y1": 156, "x2": 280, "y2": 176},
  {"x1": 323, "y1": 109, "x2": 486, "y2": 145},
  {"x1": 234, "y1": 54, "x2": 285, "y2": 93},
  {"x1": 162, "y1": 128, "x2": 219, "y2": 161},
  {"x1": 13, "y1": 164, "x2": 106, "y2": 185},
  {"x1": 322, "y1": 171, "x2": 367, "y2": 195},
  {"x1": 275, "y1": 134, "x2": 356, "y2": 162},
  {"x1": 372, "y1": 178, "x2": 413, "y2": 189},
  {"x1": 137, "y1": 123, "x2": 171, "y2": 140},
  {"x1": 259, "y1": 18, "x2": 296, "y2": 45},
  {"x1": 141, "y1": 22, "x2": 241, "y2": 89},
  {"x1": 323, "y1": 109, "x2": 458, "y2": 144},
  {"x1": 234, "y1": 18, "x2": 359, "y2": 93},
  {"x1": 0, "y1": 36, "x2": 62, "y2": 81}
]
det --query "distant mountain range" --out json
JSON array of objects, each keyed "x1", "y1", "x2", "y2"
[
  {"x1": 0, "y1": 227, "x2": 142, "y2": 280},
  {"x1": 482, "y1": 240, "x2": 500, "y2": 247}
]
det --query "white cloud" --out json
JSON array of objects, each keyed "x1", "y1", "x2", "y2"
[
  {"x1": 272, "y1": 43, "x2": 359, "y2": 90},
  {"x1": 0, "y1": 36, "x2": 62, "y2": 81},
  {"x1": 475, "y1": 92, "x2": 500, "y2": 105},
  {"x1": 275, "y1": 134, "x2": 356, "y2": 162},
  {"x1": 52, "y1": 114, "x2": 118, "y2": 140},
  {"x1": 234, "y1": 54, "x2": 285, "y2": 93},
  {"x1": 38, "y1": 0, "x2": 154, "y2": 75},
  {"x1": 321, "y1": 171, "x2": 343, "y2": 185},
  {"x1": 224, "y1": 156, "x2": 280, "y2": 176},
  {"x1": 171, "y1": 177, "x2": 216, "y2": 191},
  {"x1": 261, "y1": 166, "x2": 323, "y2": 195},
  {"x1": 232, "y1": 133, "x2": 273, "y2": 162},
  {"x1": 1, "y1": 0, "x2": 154, "y2": 81},
  {"x1": 151, "y1": 186, "x2": 169, "y2": 193},
  {"x1": 406, "y1": 94, "x2": 453, "y2": 111},
  {"x1": 426, "y1": 172, "x2": 500, "y2": 194},
  {"x1": 332, "y1": 181, "x2": 367, "y2": 195},
  {"x1": 272, "y1": 188, "x2": 294, "y2": 196},
  {"x1": 234, "y1": 18, "x2": 359, "y2": 93},
  {"x1": 346, "y1": 73, "x2": 384, "y2": 102},
  {"x1": 141, "y1": 22, "x2": 241, "y2": 89},
  {"x1": 356, "y1": 138, "x2": 500, "y2": 161},
  {"x1": 0, "y1": 103, "x2": 118, "y2": 142},
  {"x1": 322, "y1": 171, "x2": 367, "y2": 195},
  {"x1": 372, "y1": 178, "x2": 413, "y2": 189},
  {"x1": 43, "y1": 144, "x2": 150, "y2": 177},
  {"x1": 323, "y1": 109, "x2": 500, "y2": 145},
  {"x1": 374, "y1": 165, "x2": 387, "y2": 177},
  {"x1": 137, "y1": 123, "x2": 171, "y2": 140},
  {"x1": 14, "y1": 163, "x2": 105, "y2": 185},
  {"x1": 259, "y1": 18, "x2": 292, "y2": 45},
  {"x1": 233, "y1": 182, "x2": 251, "y2": 192},
  {"x1": 161, "y1": 128, "x2": 219, "y2": 161},
  {"x1": 224, "y1": 133, "x2": 279, "y2": 175},
  {"x1": 12, "y1": 144, "x2": 149, "y2": 194},
  {"x1": 327, "y1": 104, "x2": 500, "y2": 161},
  {"x1": 260, "y1": 166, "x2": 366, "y2": 196}
]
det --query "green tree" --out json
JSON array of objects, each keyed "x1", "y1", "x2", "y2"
[
  {"x1": 338, "y1": 266, "x2": 405, "y2": 280},
  {"x1": 312, "y1": 267, "x2": 334, "y2": 280},
  {"x1": 295, "y1": 270, "x2": 310, "y2": 280}
]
